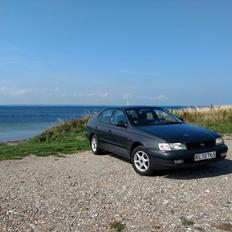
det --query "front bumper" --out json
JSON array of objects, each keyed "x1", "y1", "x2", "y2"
[{"x1": 147, "y1": 144, "x2": 228, "y2": 170}]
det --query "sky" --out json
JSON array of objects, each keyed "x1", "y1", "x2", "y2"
[{"x1": 0, "y1": 0, "x2": 232, "y2": 106}]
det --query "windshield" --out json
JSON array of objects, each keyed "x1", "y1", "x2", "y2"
[{"x1": 126, "y1": 108, "x2": 182, "y2": 126}]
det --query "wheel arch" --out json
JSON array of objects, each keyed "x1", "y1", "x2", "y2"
[
  {"x1": 89, "y1": 132, "x2": 95, "y2": 141},
  {"x1": 130, "y1": 142, "x2": 144, "y2": 160}
]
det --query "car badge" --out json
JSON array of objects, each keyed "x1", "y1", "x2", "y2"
[{"x1": 200, "y1": 143, "x2": 205, "y2": 147}]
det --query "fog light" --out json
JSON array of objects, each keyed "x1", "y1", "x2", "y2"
[
  {"x1": 221, "y1": 152, "x2": 227, "y2": 157},
  {"x1": 174, "y1": 159, "x2": 184, "y2": 164}
]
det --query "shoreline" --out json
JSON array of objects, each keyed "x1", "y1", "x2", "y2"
[{"x1": 0, "y1": 140, "x2": 26, "y2": 145}]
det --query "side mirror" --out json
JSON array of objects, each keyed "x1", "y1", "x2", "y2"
[
  {"x1": 116, "y1": 120, "x2": 128, "y2": 127},
  {"x1": 178, "y1": 117, "x2": 184, "y2": 122}
]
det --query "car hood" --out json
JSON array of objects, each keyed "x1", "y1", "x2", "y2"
[{"x1": 136, "y1": 123, "x2": 218, "y2": 143}]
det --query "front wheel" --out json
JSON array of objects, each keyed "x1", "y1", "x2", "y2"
[
  {"x1": 132, "y1": 146, "x2": 154, "y2": 176},
  {"x1": 90, "y1": 135, "x2": 102, "y2": 155}
]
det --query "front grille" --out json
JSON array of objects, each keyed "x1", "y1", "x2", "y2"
[{"x1": 186, "y1": 140, "x2": 215, "y2": 150}]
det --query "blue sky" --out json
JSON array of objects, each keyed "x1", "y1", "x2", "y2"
[{"x1": 0, "y1": 0, "x2": 231, "y2": 106}]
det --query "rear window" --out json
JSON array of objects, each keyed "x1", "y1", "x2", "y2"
[{"x1": 97, "y1": 109, "x2": 113, "y2": 124}]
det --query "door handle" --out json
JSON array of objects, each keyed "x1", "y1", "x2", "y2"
[
  {"x1": 95, "y1": 126, "x2": 98, "y2": 129},
  {"x1": 108, "y1": 129, "x2": 112, "y2": 133}
]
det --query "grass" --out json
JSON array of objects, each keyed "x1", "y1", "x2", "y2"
[
  {"x1": 109, "y1": 221, "x2": 126, "y2": 232},
  {"x1": 0, "y1": 117, "x2": 90, "y2": 161},
  {"x1": 172, "y1": 105, "x2": 232, "y2": 134},
  {"x1": 0, "y1": 105, "x2": 232, "y2": 161},
  {"x1": 180, "y1": 216, "x2": 195, "y2": 227}
]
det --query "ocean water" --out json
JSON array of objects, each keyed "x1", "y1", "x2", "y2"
[
  {"x1": 0, "y1": 105, "x2": 189, "y2": 142},
  {"x1": 0, "y1": 106, "x2": 106, "y2": 142}
]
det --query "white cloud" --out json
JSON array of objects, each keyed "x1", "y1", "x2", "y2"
[
  {"x1": 149, "y1": 95, "x2": 167, "y2": 101},
  {"x1": 0, "y1": 84, "x2": 167, "y2": 105},
  {"x1": 0, "y1": 86, "x2": 33, "y2": 96},
  {"x1": 122, "y1": 93, "x2": 167, "y2": 102},
  {"x1": 0, "y1": 60, "x2": 23, "y2": 65},
  {"x1": 77, "y1": 92, "x2": 110, "y2": 98},
  {"x1": 116, "y1": 69, "x2": 157, "y2": 77}
]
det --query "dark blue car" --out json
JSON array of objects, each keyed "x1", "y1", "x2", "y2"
[{"x1": 87, "y1": 106, "x2": 228, "y2": 176}]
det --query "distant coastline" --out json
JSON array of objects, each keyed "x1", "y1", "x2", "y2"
[{"x1": 0, "y1": 140, "x2": 25, "y2": 145}]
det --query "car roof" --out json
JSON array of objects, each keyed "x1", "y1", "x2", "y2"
[{"x1": 102, "y1": 106, "x2": 164, "y2": 111}]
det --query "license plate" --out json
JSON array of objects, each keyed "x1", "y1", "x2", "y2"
[{"x1": 194, "y1": 151, "x2": 216, "y2": 161}]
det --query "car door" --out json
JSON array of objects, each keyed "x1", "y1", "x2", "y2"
[
  {"x1": 109, "y1": 109, "x2": 130, "y2": 158},
  {"x1": 95, "y1": 109, "x2": 114, "y2": 150}
]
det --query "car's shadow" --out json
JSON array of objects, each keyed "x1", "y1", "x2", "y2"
[
  {"x1": 107, "y1": 153, "x2": 131, "y2": 163},
  {"x1": 106, "y1": 152, "x2": 232, "y2": 180},
  {"x1": 159, "y1": 159, "x2": 232, "y2": 180}
]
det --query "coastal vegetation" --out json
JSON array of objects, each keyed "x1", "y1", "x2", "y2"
[
  {"x1": 172, "y1": 105, "x2": 232, "y2": 134},
  {"x1": 0, "y1": 117, "x2": 90, "y2": 160},
  {"x1": 0, "y1": 106, "x2": 232, "y2": 160}
]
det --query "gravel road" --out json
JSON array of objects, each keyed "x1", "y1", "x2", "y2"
[{"x1": 0, "y1": 138, "x2": 232, "y2": 232}]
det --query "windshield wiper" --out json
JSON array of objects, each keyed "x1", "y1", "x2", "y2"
[
  {"x1": 160, "y1": 121, "x2": 182, "y2": 125},
  {"x1": 136, "y1": 121, "x2": 182, "y2": 126}
]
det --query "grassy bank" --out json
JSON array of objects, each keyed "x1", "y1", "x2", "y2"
[
  {"x1": 0, "y1": 117, "x2": 90, "y2": 160},
  {"x1": 0, "y1": 106, "x2": 232, "y2": 161}
]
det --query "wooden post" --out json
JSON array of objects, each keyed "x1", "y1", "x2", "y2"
[{"x1": 210, "y1": 104, "x2": 213, "y2": 112}]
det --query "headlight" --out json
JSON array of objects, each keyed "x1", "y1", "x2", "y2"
[
  {"x1": 216, "y1": 137, "x2": 224, "y2": 145},
  {"x1": 158, "y1": 143, "x2": 187, "y2": 151},
  {"x1": 158, "y1": 143, "x2": 171, "y2": 151}
]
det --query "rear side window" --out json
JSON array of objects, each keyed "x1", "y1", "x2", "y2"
[
  {"x1": 111, "y1": 110, "x2": 127, "y2": 125},
  {"x1": 97, "y1": 109, "x2": 113, "y2": 124}
]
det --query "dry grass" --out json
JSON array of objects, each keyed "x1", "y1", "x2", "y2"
[{"x1": 171, "y1": 105, "x2": 232, "y2": 134}]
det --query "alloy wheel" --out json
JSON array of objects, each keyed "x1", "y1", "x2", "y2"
[
  {"x1": 91, "y1": 137, "x2": 97, "y2": 153},
  {"x1": 134, "y1": 150, "x2": 150, "y2": 172}
]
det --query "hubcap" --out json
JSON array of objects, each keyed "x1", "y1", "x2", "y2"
[
  {"x1": 91, "y1": 137, "x2": 97, "y2": 152},
  {"x1": 134, "y1": 151, "x2": 149, "y2": 172}
]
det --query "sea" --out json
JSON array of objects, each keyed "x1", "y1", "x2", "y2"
[{"x1": 0, "y1": 105, "x2": 188, "y2": 142}]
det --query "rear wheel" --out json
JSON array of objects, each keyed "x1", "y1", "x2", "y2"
[
  {"x1": 90, "y1": 135, "x2": 102, "y2": 155},
  {"x1": 132, "y1": 146, "x2": 154, "y2": 176}
]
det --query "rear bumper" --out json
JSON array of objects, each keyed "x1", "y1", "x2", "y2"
[{"x1": 147, "y1": 144, "x2": 228, "y2": 170}]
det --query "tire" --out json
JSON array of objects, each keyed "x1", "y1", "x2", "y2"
[
  {"x1": 131, "y1": 146, "x2": 154, "y2": 176},
  {"x1": 90, "y1": 135, "x2": 102, "y2": 155}
]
